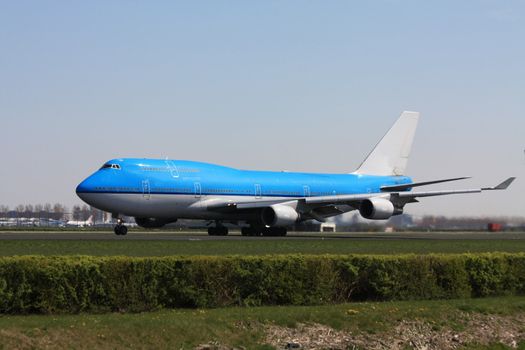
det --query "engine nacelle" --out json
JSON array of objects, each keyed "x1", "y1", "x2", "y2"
[
  {"x1": 359, "y1": 198, "x2": 398, "y2": 220},
  {"x1": 261, "y1": 205, "x2": 299, "y2": 227},
  {"x1": 135, "y1": 217, "x2": 177, "y2": 228}
]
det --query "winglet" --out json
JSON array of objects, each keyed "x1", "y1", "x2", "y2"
[{"x1": 482, "y1": 177, "x2": 516, "y2": 191}]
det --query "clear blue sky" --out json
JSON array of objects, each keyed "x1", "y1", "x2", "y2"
[{"x1": 1, "y1": 1, "x2": 523, "y2": 216}]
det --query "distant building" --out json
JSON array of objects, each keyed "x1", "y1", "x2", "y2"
[{"x1": 320, "y1": 223, "x2": 336, "y2": 232}]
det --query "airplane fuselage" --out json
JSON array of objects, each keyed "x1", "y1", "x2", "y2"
[{"x1": 76, "y1": 158, "x2": 412, "y2": 222}]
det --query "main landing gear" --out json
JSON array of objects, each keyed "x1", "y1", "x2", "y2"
[
  {"x1": 241, "y1": 226, "x2": 287, "y2": 237},
  {"x1": 114, "y1": 218, "x2": 128, "y2": 236},
  {"x1": 208, "y1": 222, "x2": 229, "y2": 236}
]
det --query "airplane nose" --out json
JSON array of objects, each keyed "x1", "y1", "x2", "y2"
[
  {"x1": 76, "y1": 180, "x2": 87, "y2": 194},
  {"x1": 76, "y1": 174, "x2": 98, "y2": 200},
  {"x1": 76, "y1": 178, "x2": 90, "y2": 194}
]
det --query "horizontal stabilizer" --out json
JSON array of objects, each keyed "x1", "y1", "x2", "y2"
[{"x1": 381, "y1": 177, "x2": 470, "y2": 192}]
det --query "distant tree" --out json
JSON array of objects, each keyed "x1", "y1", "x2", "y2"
[
  {"x1": 34, "y1": 204, "x2": 43, "y2": 217},
  {"x1": 52, "y1": 203, "x2": 66, "y2": 220},
  {"x1": 0, "y1": 205, "x2": 8, "y2": 217},
  {"x1": 42, "y1": 203, "x2": 52, "y2": 220},
  {"x1": 90, "y1": 206, "x2": 103, "y2": 223},
  {"x1": 16, "y1": 205, "x2": 24, "y2": 215},
  {"x1": 81, "y1": 205, "x2": 91, "y2": 220},
  {"x1": 24, "y1": 204, "x2": 34, "y2": 217},
  {"x1": 72, "y1": 205, "x2": 82, "y2": 220}
]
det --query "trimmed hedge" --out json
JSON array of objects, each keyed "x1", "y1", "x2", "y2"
[{"x1": 0, "y1": 253, "x2": 524, "y2": 314}]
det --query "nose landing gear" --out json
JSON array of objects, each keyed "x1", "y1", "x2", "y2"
[{"x1": 114, "y1": 218, "x2": 128, "y2": 236}]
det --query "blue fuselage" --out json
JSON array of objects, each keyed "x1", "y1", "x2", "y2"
[{"x1": 76, "y1": 158, "x2": 412, "y2": 220}]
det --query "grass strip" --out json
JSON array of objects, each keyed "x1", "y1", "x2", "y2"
[
  {"x1": 0, "y1": 297, "x2": 524, "y2": 349},
  {"x1": 2, "y1": 238, "x2": 525, "y2": 256}
]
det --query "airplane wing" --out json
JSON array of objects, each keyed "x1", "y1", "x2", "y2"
[
  {"x1": 304, "y1": 177, "x2": 515, "y2": 211},
  {"x1": 206, "y1": 177, "x2": 515, "y2": 222}
]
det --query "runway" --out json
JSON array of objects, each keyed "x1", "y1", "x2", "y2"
[{"x1": 0, "y1": 230, "x2": 524, "y2": 241}]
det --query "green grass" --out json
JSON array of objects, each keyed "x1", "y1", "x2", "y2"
[
  {"x1": 0, "y1": 296, "x2": 524, "y2": 349},
  {"x1": 1, "y1": 238, "x2": 525, "y2": 256}
]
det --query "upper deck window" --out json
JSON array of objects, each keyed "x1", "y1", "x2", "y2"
[{"x1": 100, "y1": 163, "x2": 121, "y2": 170}]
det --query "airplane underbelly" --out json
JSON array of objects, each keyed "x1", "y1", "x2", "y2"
[
  {"x1": 79, "y1": 193, "x2": 284, "y2": 221},
  {"x1": 79, "y1": 192, "x2": 201, "y2": 218}
]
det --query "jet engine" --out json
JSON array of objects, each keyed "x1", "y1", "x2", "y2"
[
  {"x1": 359, "y1": 198, "x2": 400, "y2": 220},
  {"x1": 261, "y1": 205, "x2": 299, "y2": 227},
  {"x1": 135, "y1": 217, "x2": 177, "y2": 228}
]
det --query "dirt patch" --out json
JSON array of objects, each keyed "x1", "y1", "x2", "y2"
[
  {"x1": 0, "y1": 329, "x2": 81, "y2": 350},
  {"x1": 263, "y1": 313, "x2": 525, "y2": 349},
  {"x1": 194, "y1": 341, "x2": 238, "y2": 350}
]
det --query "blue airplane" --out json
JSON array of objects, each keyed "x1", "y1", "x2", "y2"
[{"x1": 76, "y1": 111, "x2": 515, "y2": 236}]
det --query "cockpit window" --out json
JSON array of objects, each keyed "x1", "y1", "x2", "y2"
[{"x1": 100, "y1": 163, "x2": 121, "y2": 170}]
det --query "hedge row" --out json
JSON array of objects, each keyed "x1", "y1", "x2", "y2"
[{"x1": 0, "y1": 253, "x2": 524, "y2": 314}]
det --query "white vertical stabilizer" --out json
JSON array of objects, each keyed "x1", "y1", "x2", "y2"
[{"x1": 354, "y1": 111, "x2": 420, "y2": 176}]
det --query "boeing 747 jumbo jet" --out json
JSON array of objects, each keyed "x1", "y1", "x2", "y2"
[{"x1": 76, "y1": 111, "x2": 515, "y2": 236}]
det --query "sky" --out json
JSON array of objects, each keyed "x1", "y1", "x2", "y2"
[{"x1": 0, "y1": 1, "x2": 523, "y2": 217}]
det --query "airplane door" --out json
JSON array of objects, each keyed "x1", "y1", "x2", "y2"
[
  {"x1": 303, "y1": 185, "x2": 311, "y2": 197},
  {"x1": 255, "y1": 184, "x2": 262, "y2": 199},
  {"x1": 194, "y1": 182, "x2": 201, "y2": 198},
  {"x1": 142, "y1": 180, "x2": 151, "y2": 200}
]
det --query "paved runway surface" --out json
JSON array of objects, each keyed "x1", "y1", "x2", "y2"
[{"x1": 0, "y1": 230, "x2": 524, "y2": 241}]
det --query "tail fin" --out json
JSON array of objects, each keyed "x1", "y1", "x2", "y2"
[{"x1": 354, "y1": 111, "x2": 420, "y2": 176}]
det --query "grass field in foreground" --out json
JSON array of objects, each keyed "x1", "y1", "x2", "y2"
[
  {"x1": 0, "y1": 297, "x2": 524, "y2": 349},
  {"x1": 2, "y1": 238, "x2": 525, "y2": 256}
]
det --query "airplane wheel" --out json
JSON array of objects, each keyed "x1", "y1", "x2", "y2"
[
  {"x1": 209, "y1": 226, "x2": 229, "y2": 236},
  {"x1": 241, "y1": 227, "x2": 260, "y2": 236},
  {"x1": 262, "y1": 227, "x2": 277, "y2": 237},
  {"x1": 114, "y1": 225, "x2": 128, "y2": 236},
  {"x1": 120, "y1": 225, "x2": 128, "y2": 236}
]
